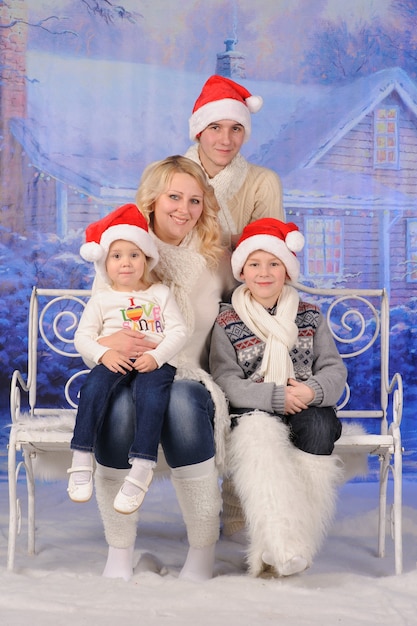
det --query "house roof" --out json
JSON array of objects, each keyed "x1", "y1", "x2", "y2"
[
  {"x1": 9, "y1": 56, "x2": 417, "y2": 206},
  {"x1": 10, "y1": 118, "x2": 144, "y2": 202},
  {"x1": 261, "y1": 67, "x2": 417, "y2": 176},
  {"x1": 11, "y1": 52, "x2": 201, "y2": 201}
]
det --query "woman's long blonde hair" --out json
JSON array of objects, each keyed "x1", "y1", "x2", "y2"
[{"x1": 135, "y1": 155, "x2": 223, "y2": 268}]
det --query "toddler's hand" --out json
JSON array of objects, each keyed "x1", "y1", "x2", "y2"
[
  {"x1": 133, "y1": 352, "x2": 158, "y2": 373},
  {"x1": 100, "y1": 349, "x2": 133, "y2": 373}
]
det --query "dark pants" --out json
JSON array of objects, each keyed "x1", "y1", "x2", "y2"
[
  {"x1": 281, "y1": 406, "x2": 342, "y2": 454},
  {"x1": 231, "y1": 406, "x2": 342, "y2": 455},
  {"x1": 71, "y1": 362, "x2": 176, "y2": 463},
  {"x1": 95, "y1": 379, "x2": 216, "y2": 469}
]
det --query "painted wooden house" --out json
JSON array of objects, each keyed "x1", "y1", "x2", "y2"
[{"x1": 259, "y1": 67, "x2": 417, "y2": 304}]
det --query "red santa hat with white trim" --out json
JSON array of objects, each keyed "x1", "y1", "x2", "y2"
[
  {"x1": 231, "y1": 218, "x2": 305, "y2": 284},
  {"x1": 189, "y1": 74, "x2": 263, "y2": 143},
  {"x1": 80, "y1": 203, "x2": 159, "y2": 284}
]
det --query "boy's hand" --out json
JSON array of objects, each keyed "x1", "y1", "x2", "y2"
[
  {"x1": 133, "y1": 352, "x2": 158, "y2": 373},
  {"x1": 284, "y1": 378, "x2": 314, "y2": 414},
  {"x1": 100, "y1": 349, "x2": 133, "y2": 373}
]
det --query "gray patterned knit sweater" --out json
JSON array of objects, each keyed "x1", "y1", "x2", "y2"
[{"x1": 209, "y1": 300, "x2": 347, "y2": 416}]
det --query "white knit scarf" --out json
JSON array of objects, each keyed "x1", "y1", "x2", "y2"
[
  {"x1": 231, "y1": 283, "x2": 299, "y2": 384},
  {"x1": 184, "y1": 144, "x2": 249, "y2": 234},
  {"x1": 150, "y1": 230, "x2": 205, "y2": 339}
]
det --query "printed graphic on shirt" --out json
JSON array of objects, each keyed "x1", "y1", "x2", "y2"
[{"x1": 120, "y1": 297, "x2": 164, "y2": 334}]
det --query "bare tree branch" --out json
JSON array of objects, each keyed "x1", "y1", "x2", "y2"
[
  {"x1": 0, "y1": 15, "x2": 77, "y2": 37},
  {"x1": 81, "y1": 0, "x2": 139, "y2": 24}
]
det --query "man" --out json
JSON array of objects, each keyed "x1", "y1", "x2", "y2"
[{"x1": 185, "y1": 74, "x2": 284, "y2": 249}]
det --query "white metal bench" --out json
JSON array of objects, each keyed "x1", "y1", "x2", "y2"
[{"x1": 7, "y1": 285, "x2": 403, "y2": 573}]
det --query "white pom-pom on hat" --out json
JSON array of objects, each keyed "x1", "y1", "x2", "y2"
[
  {"x1": 285, "y1": 229, "x2": 305, "y2": 253},
  {"x1": 231, "y1": 218, "x2": 304, "y2": 284},
  {"x1": 80, "y1": 241, "x2": 104, "y2": 263},
  {"x1": 245, "y1": 95, "x2": 263, "y2": 113}
]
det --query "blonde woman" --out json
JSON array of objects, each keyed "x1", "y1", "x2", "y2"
[{"x1": 93, "y1": 156, "x2": 235, "y2": 583}]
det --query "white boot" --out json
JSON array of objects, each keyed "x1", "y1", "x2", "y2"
[
  {"x1": 227, "y1": 410, "x2": 343, "y2": 577},
  {"x1": 171, "y1": 458, "x2": 221, "y2": 582},
  {"x1": 95, "y1": 463, "x2": 138, "y2": 581}
]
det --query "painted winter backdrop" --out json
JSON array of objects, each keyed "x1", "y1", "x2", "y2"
[
  {"x1": 0, "y1": 1, "x2": 416, "y2": 470},
  {"x1": 1, "y1": 2, "x2": 417, "y2": 623}
]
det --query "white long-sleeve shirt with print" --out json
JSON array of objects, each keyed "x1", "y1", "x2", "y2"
[{"x1": 74, "y1": 283, "x2": 188, "y2": 369}]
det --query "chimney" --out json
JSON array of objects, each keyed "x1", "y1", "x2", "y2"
[
  {"x1": 215, "y1": 36, "x2": 246, "y2": 79},
  {"x1": 0, "y1": 0, "x2": 28, "y2": 232}
]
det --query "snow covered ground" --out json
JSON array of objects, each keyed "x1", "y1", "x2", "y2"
[{"x1": 1, "y1": 474, "x2": 417, "y2": 625}]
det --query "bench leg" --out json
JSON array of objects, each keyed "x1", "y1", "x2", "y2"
[
  {"x1": 7, "y1": 439, "x2": 38, "y2": 570},
  {"x1": 7, "y1": 432, "x2": 19, "y2": 571},
  {"x1": 24, "y1": 447, "x2": 36, "y2": 556},
  {"x1": 392, "y1": 442, "x2": 403, "y2": 575},
  {"x1": 378, "y1": 446, "x2": 403, "y2": 575},
  {"x1": 377, "y1": 452, "x2": 389, "y2": 560}
]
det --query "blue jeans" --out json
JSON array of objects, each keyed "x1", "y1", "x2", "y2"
[
  {"x1": 95, "y1": 378, "x2": 216, "y2": 469},
  {"x1": 71, "y1": 362, "x2": 176, "y2": 463},
  {"x1": 231, "y1": 406, "x2": 342, "y2": 455}
]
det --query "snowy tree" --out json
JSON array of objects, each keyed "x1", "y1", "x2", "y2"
[{"x1": 302, "y1": 19, "x2": 393, "y2": 84}]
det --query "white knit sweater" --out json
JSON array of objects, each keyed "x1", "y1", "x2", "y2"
[{"x1": 149, "y1": 230, "x2": 236, "y2": 470}]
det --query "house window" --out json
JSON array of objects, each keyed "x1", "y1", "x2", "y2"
[
  {"x1": 374, "y1": 106, "x2": 399, "y2": 169},
  {"x1": 305, "y1": 217, "x2": 343, "y2": 277},
  {"x1": 406, "y1": 218, "x2": 417, "y2": 283}
]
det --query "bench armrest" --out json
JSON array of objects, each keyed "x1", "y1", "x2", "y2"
[
  {"x1": 10, "y1": 369, "x2": 30, "y2": 424},
  {"x1": 387, "y1": 371, "x2": 403, "y2": 431}
]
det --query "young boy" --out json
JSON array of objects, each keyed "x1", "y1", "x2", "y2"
[
  {"x1": 68, "y1": 204, "x2": 187, "y2": 515},
  {"x1": 209, "y1": 217, "x2": 346, "y2": 576}
]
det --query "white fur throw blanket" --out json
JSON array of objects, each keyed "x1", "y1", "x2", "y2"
[
  {"x1": 9, "y1": 412, "x2": 368, "y2": 483},
  {"x1": 9, "y1": 411, "x2": 170, "y2": 481}
]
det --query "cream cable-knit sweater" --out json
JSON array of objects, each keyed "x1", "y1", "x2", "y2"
[{"x1": 184, "y1": 144, "x2": 285, "y2": 239}]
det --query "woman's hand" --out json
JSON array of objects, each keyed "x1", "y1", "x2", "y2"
[
  {"x1": 284, "y1": 378, "x2": 314, "y2": 414},
  {"x1": 98, "y1": 329, "x2": 158, "y2": 360}
]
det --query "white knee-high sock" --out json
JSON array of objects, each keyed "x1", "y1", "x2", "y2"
[
  {"x1": 69, "y1": 450, "x2": 93, "y2": 485},
  {"x1": 121, "y1": 458, "x2": 155, "y2": 497},
  {"x1": 102, "y1": 545, "x2": 135, "y2": 582},
  {"x1": 94, "y1": 463, "x2": 138, "y2": 581},
  {"x1": 171, "y1": 458, "x2": 221, "y2": 582},
  {"x1": 179, "y1": 544, "x2": 216, "y2": 583}
]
